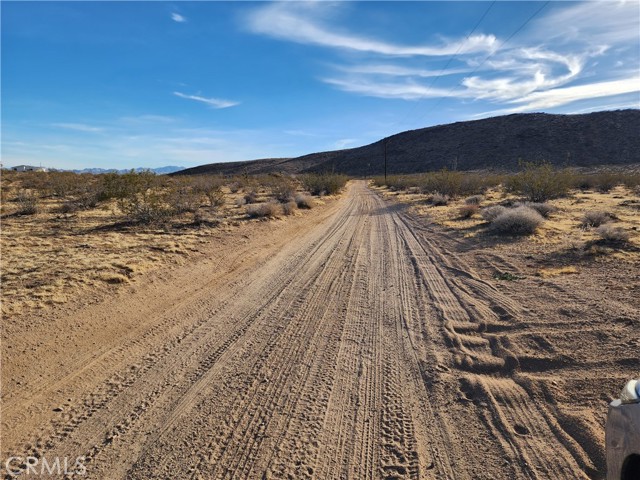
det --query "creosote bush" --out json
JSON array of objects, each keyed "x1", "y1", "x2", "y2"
[
  {"x1": 301, "y1": 173, "x2": 348, "y2": 196},
  {"x1": 489, "y1": 206, "x2": 544, "y2": 235},
  {"x1": 504, "y1": 161, "x2": 574, "y2": 202}
]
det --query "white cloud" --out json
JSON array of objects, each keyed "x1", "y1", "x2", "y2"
[
  {"x1": 173, "y1": 92, "x2": 239, "y2": 109},
  {"x1": 51, "y1": 123, "x2": 104, "y2": 133},
  {"x1": 246, "y1": 3, "x2": 496, "y2": 57},
  {"x1": 336, "y1": 64, "x2": 468, "y2": 78},
  {"x1": 323, "y1": 77, "x2": 456, "y2": 100},
  {"x1": 506, "y1": 77, "x2": 640, "y2": 111},
  {"x1": 528, "y1": 0, "x2": 639, "y2": 45},
  {"x1": 171, "y1": 13, "x2": 187, "y2": 23}
]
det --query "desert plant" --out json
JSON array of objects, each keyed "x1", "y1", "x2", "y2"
[
  {"x1": 489, "y1": 206, "x2": 544, "y2": 235},
  {"x1": 301, "y1": 173, "x2": 348, "y2": 196},
  {"x1": 244, "y1": 190, "x2": 259, "y2": 204},
  {"x1": 514, "y1": 201, "x2": 556, "y2": 218},
  {"x1": 268, "y1": 177, "x2": 297, "y2": 203},
  {"x1": 481, "y1": 205, "x2": 507, "y2": 222},
  {"x1": 581, "y1": 210, "x2": 614, "y2": 228},
  {"x1": 504, "y1": 161, "x2": 574, "y2": 202},
  {"x1": 246, "y1": 202, "x2": 281, "y2": 218},
  {"x1": 458, "y1": 204, "x2": 479, "y2": 219},
  {"x1": 294, "y1": 193, "x2": 314, "y2": 209},
  {"x1": 169, "y1": 185, "x2": 201, "y2": 214},
  {"x1": 465, "y1": 195, "x2": 484, "y2": 205},
  {"x1": 15, "y1": 190, "x2": 40, "y2": 215},
  {"x1": 282, "y1": 201, "x2": 297, "y2": 216},
  {"x1": 430, "y1": 193, "x2": 449, "y2": 206},
  {"x1": 192, "y1": 176, "x2": 225, "y2": 208},
  {"x1": 596, "y1": 224, "x2": 629, "y2": 243}
]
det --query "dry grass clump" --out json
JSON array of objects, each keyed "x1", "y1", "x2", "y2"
[
  {"x1": 458, "y1": 204, "x2": 479, "y2": 219},
  {"x1": 282, "y1": 201, "x2": 297, "y2": 216},
  {"x1": 243, "y1": 190, "x2": 259, "y2": 204},
  {"x1": 481, "y1": 205, "x2": 507, "y2": 222},
  {"x1": 489, "y1": 206, "x2": 545, "y2": 235},
  {"x1": 246, "y1": 202, "x2": 281, "y2": 218},
  {"x1": 430, "y1": 193, "x2": 449, "y2": 206},
  {"x1": 596, "y1": 224, "x2": 629, "y2": 243},
  {"x1": 514, "y1": 201, "x2": 557, "y2": 218},
  {"x1": 294, "y1": 194, "x2": 314, "y2": 209},
  {"x1": 581, "y1": 210, "x2": 614, "y2": 228},
  {"x1": 464, "y1": 195, "x2": 484, "y2": 205}
]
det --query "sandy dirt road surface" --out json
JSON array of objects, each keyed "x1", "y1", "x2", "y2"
[{"x1": 3, "y1": 180, "x2": 637, "y2": 479}]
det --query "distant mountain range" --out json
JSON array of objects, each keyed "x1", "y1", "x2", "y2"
[
  {"x1": 72, "y1": 166, "x2": 185, "y2": 175},
  {"x1": 175, "y1": 110, "x2": 640, "y2": 177}
]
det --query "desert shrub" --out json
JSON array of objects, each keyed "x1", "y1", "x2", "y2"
[
  {"x1": 465, "y1": 195, "x2": 484, "y2": 205},
  {"x1": 243, "y1": 190, "x2": 259, "y2": 204},
  {"x1": 481, "y1": 205, "x2": 507, "y2": 222},
  {"x1": 17, "y1": 172, "x2": 50, "y2": 192},
  {"x1": 459, "y1": 204, "x2": 479, "y2": 219},
  {"x1": 504, "y1": 161, "x2": 574, "y2": 202},
  {"x1": 282, "y1": 201, "x2": 297, "y2": 216},
  {"x1": 246, "y1": 202, "x2": 281, "y2": 218},
  {"x1": 47, "y1": 172, "x2": 86, "y2": 198},
  {"x1": 191, "y1": 176, "x2": 225, "y2": 208},
  {"x1": 489, "y1": 206, "x2": 544, "y2": 235},
  {"x1": 430, "y1": 193, "x2": 449, "y2": 206},
  {"x1": 268, "y1": 177, "x2": 297, "y2": 202},
  {"x1": 119, "y1": 190, "x2": 174, "y2": 224},
  {"x1": 596, "y1": 224, "x2": 629, "y2": 243},
  {"x1": 169, "y1": 185, "x2": 201, "y2": 214},
  {"x1": 622, "y1": 174, "x2": 640, "y2": 189},
  {"x1": 294, "y1": 193, "x2": 314, "y2": 209},
  {"x1": 514, "y1": 201, "x2": 556, "y2": 218},
  {"x1": 591, "y1": 173, "x2": 623, "y2": 193},
  {"x1": 301, "y1": 173, "x2": 348, "y2": 196},
  {"x1": 59, "y1": 200, "x2": 81, "y2": 214},
  {"x1": 228, "y1": 181, "x2": 242, "y2": 193},
  {"x1": 15, "y1": 190, "x2": 40, "y2": 215},
  {"x1": 581, "y1": 210, "x2": 614, "y2": 228},
  {"x1": 574, "y1": 172, "x2": 632, "y2": 192},
  {"x1": 99, "y1": 171, "x2": 163, "y2": 201}
]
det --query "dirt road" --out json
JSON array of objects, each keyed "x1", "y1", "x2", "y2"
[{"x1": 3, "y1": 181, "x2": 629, "y2": 479}]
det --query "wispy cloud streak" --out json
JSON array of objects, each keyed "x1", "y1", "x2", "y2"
[
  {"x1": 173, "y1": 92, "x2": 239, "y2": 109},
  {"x1": 246, "y1": 3, "x2": 496, "y2": 57}
]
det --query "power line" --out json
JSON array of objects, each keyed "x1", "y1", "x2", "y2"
[
  {"x1": 394, "y1": 1, "x2": 496, "y2": 128},
  {"x1": 423, "y1": 1, "x2": 550, "y2": 119}
]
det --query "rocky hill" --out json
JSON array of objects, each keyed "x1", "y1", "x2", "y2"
[{"x1": 176, "y1": 110, "x2": 640, "y2": 176}]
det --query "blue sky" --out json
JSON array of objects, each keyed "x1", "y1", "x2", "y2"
[{"x1": 2, "y1": 1, "x2": 639, "y2": 170}]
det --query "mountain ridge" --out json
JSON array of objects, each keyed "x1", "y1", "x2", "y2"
[{"x1": 175, "y1": 110, "x2": 640, "y2": 176}]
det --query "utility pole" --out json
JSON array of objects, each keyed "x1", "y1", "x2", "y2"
[{"x1": 384, "y1": 138, "x2": 388, "y2": 183}]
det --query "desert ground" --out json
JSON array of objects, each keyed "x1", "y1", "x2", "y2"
[{"x1": 2, "y1": 179, "x2": 639, "y2": 479}]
